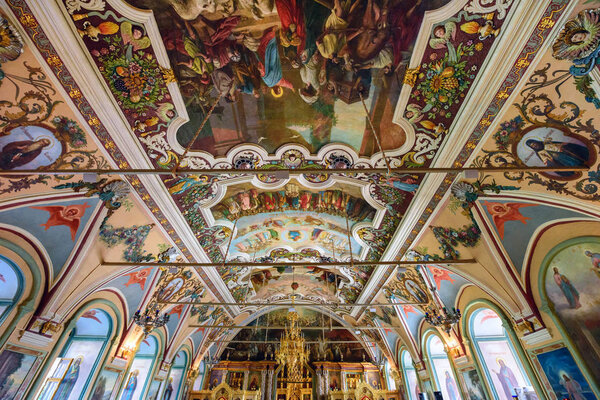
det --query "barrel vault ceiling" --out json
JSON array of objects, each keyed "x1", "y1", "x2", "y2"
[{"x1": 1, "y1": 0, "x2": 595, "y2": 366}]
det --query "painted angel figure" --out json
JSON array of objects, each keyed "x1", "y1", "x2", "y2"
[
  {"x1": 552, "y1": 8, "x2": 600, "y2": 107},
  {"x1": 552, "y1": 8, "x2": 600, "y2": 74},
  {"x1": 120, "y1": 21, "x2": 151, "y2": 53},
  {"x1": 429, "y1": 22, "x2": 457, "y2": 63}
]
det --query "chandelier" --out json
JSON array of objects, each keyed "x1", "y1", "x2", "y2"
[
  {"x1": 276, "y1": 311, "x2": 309, "y2": 383},
  {"x1": 133, "y1": 304, "x2": 170, "y2": 337},
  {"x1": 425, "y1": 306, "x2": 461, "y2": 334}
]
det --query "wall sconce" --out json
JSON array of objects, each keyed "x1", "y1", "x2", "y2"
[{"x1": 120, "y1": 344, "x2": 136, "y2": 359}]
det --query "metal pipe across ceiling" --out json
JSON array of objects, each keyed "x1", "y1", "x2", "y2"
[
  {"x1": 103, "y1": 259, "x2": 476, "y2": 268},
  {"x1": 0, "y1": 165, "x2": 587, "y2": 176}
]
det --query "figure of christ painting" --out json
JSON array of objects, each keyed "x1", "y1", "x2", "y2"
[
  {"x1": 461, "y1": 370, "x2": 487, "y2": 400},
  {"x1": 0, "y1": 348, "x2": 41, "y2": 400},
  {"x1": 545, "y1": 240, "x2": 600, "y2": 383},
  {"x1": 535, "y1": 346, "x2": 596, "y2": 400},
  {"x1": 125, "y1": 0, "x2": 450, "y2": 156},
  {"x1": 515, "y1": 126, "x2": 593, "y2": 180}
]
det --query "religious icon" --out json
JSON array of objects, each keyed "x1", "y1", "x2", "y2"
[
  {"x1": 53, "y1": 356, "x2": 83, "y2": 400},
  {"x1": 121, "y1": 369, "x2": 139, "y2": 400},
  {"x1": 163, "y1": 377, "x2": 174, "y2": 400},
  {"x1": 584, "y1": 250, "x2": 600, "y2": 279},
  {"x1": 514, "y1": 126, "x2": 592, "y2": 180},
  {"x1": 492, "y1": 358, "x2": 518, "y2": 400},
  {"x1": 444, "y1": 371, "x2": 459, "y2": 400},
  {"x1": 552, "y1": 267, "x2": 581, "y2": 309},
  {"x1": 0, "y1": 125, "x2": 64, "y2": 170},
  {"x1": 159, "y1": 277, "x2": 185, "y2": 301}
]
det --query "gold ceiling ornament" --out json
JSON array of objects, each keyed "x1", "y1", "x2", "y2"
[
  {"x1": 275, "y1": 310, "x2": 309, "y2": 386},
  {"x1": 383, "y1": 267, "x2": 432, "y2": 307}
]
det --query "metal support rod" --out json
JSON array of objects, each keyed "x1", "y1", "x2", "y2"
[
  {"x1": 103, "y1": 259, "x2": 476, "y2": 268},
  {"x1": 190, "y1": 325, "x2": 401, "y2": 330},
  {"x1": 158, "y1": 301, "x2": 424, "y2": 307},
  {"x1": 209, "y1": 340, "x2": 372, "y2": 344},
  {"x1": 0, "y1": 165, "x2": 587, "y2": 176}
]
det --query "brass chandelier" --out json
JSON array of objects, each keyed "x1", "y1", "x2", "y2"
[{"x1": 276, "y1": 310, "x2": 309, "y2": 383}]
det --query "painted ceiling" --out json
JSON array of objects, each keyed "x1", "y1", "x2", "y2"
[{"x1": 2, "y1": 0, "x2": 600, "y2": 375}]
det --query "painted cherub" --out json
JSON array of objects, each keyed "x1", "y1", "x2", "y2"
[
  {"x1": 120, "y1": 21, "x2": 151, "y2": 52},
  {"x1": 429, "y1": 22, "x2": 457, "y2": 62}
]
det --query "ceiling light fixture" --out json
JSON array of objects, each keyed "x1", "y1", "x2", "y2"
[
  {"x1": 133, "y1": 304, "x2": 170, "y2": 337},
  {"x1": 424, "y1": 306, "x2": 461, "y2": 335}
]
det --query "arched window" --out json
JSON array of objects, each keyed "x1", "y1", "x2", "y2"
[
  {"x1": 426, "y1": 335, "x2": 461, "y2": 400},
  {"x1": 469, "y1": 308, "x2": 531, "y2": 400},
  {"x1": 384, "y1": 359, "x2": 396, "y2": 390},
  {"x1": 0, "y1": 256, "x2": 23, "y2": 324},
  {"x1": 165, "y1": 350, "x2": 188, "y2": 400},
  {"x1": 401, "y1": 350, "x2": 420, "y2": 400},
  {"x1": 192, "y1": 360, "x2": 206, "y2": 391},
  {"x1": 120, "y1": 335, "x2": 159, "y2": 399},
  {"x1": 38, "y1": 308, "x2": 113, "y2": 400}
]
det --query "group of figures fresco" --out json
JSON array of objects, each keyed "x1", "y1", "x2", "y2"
[
  {"x1": 119, "y1": 0, "x2": 453, "y2": 156},
  {"x1": 544, "y1": 239, "x2": 600, "y2": 384},
  {"x1": 212, "y1": 185, "x2": 375, "y2": 222}
]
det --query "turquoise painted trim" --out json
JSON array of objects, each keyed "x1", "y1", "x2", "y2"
[
  {"x1": 173, "y1": 350, "x2": 189, "y2": 400},
  {"x1": 537, "y1": 236, "x2": 600, "y2": 398},
  {"x1": 28, "y1": 298, "x2": 123, "y2": 399},
  {"x1": 0, "y1": 238, "x2": 43, "y2": 350},
  {"x1": 119, "y1": 335, "x2": 160, "y2": 400},
  {"x1": 0, "y1": 255, "x2": 24, "y2": 325},
  {"x1": 467, "y1": 308, "x2": 530, "y2": 400},
  {"x1": 422, "y1": 330, "x2": 461, "y2": 396},
  {"x1": 461, "y1": 300, "x2": 546, "y2": 400},
  {"x1": 399, "y1": 347, "x2": 420, "y2": 400},
  {"x1": 58, "y1": 308, "x2": 113, "y2": 400}
]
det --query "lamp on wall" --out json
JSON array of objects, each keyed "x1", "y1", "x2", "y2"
[
  {"x1": 133, "y1": 304, "x2": 170, "y2": 337},
  {"x1": 424, "y1": 306, "x2": 461, "y2": 334},
  {"x1": 120, "y1": 344, "x2": 136, "y2": 359}
]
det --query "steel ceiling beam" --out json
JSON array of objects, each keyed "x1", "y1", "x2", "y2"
[
  {"x1": 103, "y1": 259, "x2": 475, "y2": 268},
  {"x1": 210, "y1": 340, "x2": 374, "y2": 344},
  {"x1": 158, "y1": 301, "x2": 423, "y2": 307},
  {"x1": 189, "y1": 325, "x2": 400, "y2": 330},
  {"x1": 0, "y1": 165, "x2": 587, "y2": 177}
]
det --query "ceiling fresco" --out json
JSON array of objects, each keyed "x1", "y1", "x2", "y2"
[
  {"x1": 7, "y1": 0, "x2": 600, "y2": 383},
  {"x1": 42, "y1": 0, "x2": 520, "y2": 315},
  {"x1": 125, "y1": 0, "x2": 452, "y2": 156}
]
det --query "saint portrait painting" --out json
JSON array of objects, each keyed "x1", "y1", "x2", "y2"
[{"x1": 0, "y1": 125, "x2": 64, "y2": 170}]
